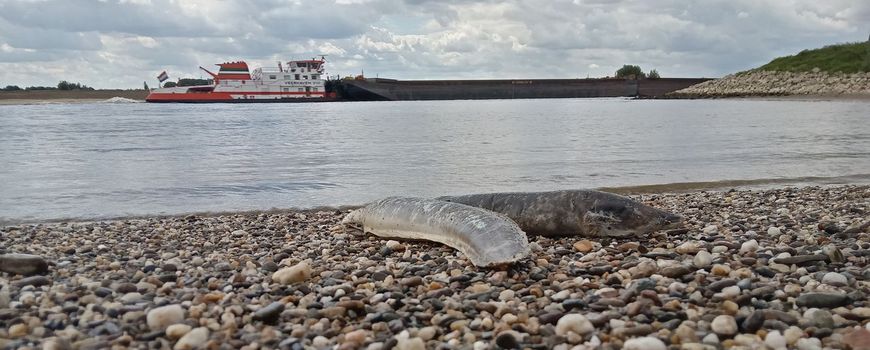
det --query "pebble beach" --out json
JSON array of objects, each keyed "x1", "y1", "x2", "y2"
[{"x1": 1, "y1": 185, "x2": 869, "y2": 350}]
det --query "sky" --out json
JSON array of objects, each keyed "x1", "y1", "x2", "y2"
[{"x1": 0, "y1": 0, "x2": 868, "y2": 89}]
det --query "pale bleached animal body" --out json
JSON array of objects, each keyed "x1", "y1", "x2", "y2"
[{"x1": 342, "y1": 197, "x2": 530, "y2": 267}]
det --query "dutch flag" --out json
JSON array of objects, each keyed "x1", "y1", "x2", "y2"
[{"x1": 157, "y1": 71, "x2": 169, "y2": 82}]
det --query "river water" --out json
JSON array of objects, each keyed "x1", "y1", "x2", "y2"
[{"x1": 1, "y1": 98, "x2": 868, "y2": 223}]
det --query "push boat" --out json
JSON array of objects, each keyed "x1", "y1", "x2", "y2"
[{"x1": 146, "y1": 58, "x2": 337, "y2": 103}]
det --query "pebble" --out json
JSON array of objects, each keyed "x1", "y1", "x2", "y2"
[
  {"x1": 711, "y1": 264, "x2": 731, "y2": 276},
  {"x1": 623, "y1": 336, "x2": 667, "y2": 350},
  {"x1": 765, "y1": 330, "x2": 787, "y2": 349},
  {"x1": 253, "y1": 302, "x2": 285, "y2": 324},
  {"x1": 711, "y1": 315, "x2": 738, "y2": 336},
  {"x1": 495, "y1": 330, "x2": 523, "y2": 349},
  {"x1": 272, "y1": 261, "x2": 312, "y2": 285},
  {"x1": 796, "y1": 293, "x2": 850, "y2": 308},
  {"x1": 385, "y1": 240, "x2": 405, "y2": 251},
  {"x1": 739, "y1": 239, "x2": 759, "y2": 254},
  {"x1": 795, "y1": 337, "x2": 822, "y2": 350},
  {"x1": 8, "y1": 323, "x2": 28, "y2": 338},
  {"x1": 394, "y1": 330, "x2": 425, "y2": 350},
  {"x1": 784, "y1": 326, "x2": 804, "y2": 346},
  {"x1": 166, "y1": 324, "x2": 192, "y2": 340},
  {"x1": 693, "y1": 251, "x2": 713, "y2": 268},
  {"x1": 555, "y1": 313, "x2": 594, "y2": 336},
  {"x1": 820, "y1": 272, "x2": 848, "y2": 286},
  {"x1": 573, "y1": 240, "x2": 593, "y2": 253},
  {"x1": 417, "y1": 326, "x2": 437, "y2": 341},
  {"x1": 0, "y1": 253, "x2": 49, "y2": 276},
  {"x1": 675, "y1": 241, "x2": 702, "y2": 254},
  {"x1": 174, "y1": 327, "x2": 209, "y2": 350},
  {"x1": 146, "y1": 304, "x2": 185, "y2": 331},
  {"x1": 345, "y1": 329, "x2": 367, "y2": 344},
  {"x1": 767, "y1": 227, "x2": 782, "y2": 236}
]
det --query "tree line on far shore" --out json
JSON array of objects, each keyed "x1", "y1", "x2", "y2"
[
  {"x1": 2, "y1": 80, "x2": 94, "y2": 92},
  {"x1": 615, "y1": 65, "x2": 661, "y2": 79}
]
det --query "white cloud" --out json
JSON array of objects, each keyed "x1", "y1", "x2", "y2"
[{"x1": 0, "y1": 0, "x2": 867, "y2": 88}]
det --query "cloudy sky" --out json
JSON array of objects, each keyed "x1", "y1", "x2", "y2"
[{"x1": 0, "y1": 0, "x2": 867, "y2": 89}]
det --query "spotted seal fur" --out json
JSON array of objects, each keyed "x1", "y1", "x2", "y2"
[{"x1": 438, "y1": 190, "x2": 682, "y2": 237}]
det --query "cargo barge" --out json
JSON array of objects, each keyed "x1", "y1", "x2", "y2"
[{"x1": 338, "y1": 77, "x2": 711, "y2": 101}]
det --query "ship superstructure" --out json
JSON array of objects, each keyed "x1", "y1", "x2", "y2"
[{"x1": 146, "y1": 58, "x2": 335, "y2": 103}]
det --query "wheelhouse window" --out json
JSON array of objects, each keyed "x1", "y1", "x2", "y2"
[
  {"x1": 303, "y1": 75, "x2": 307, "y2": 80},
  {"x1": 269, "y1": 75, "x2": 276, "y2": 80},
  {"x1": 295, "y1": 74, "x2": 300, "y2": 80},
  {"x1": 311, "y1": 74, "x2": 319, "y2": 80}
]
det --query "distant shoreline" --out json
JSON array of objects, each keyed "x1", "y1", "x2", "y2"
[{"x1": 0, "y1": 90, "x2": 148, "y2": 105}]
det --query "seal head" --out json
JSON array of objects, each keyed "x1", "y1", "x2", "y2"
[{"x1": 582, "y1": 194, "x2": 682, "y2": 237}]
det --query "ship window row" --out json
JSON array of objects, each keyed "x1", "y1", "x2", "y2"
[
  {"x1": 273, "y1": 74, "x2": 320, "y2": 80},
  {"x1": 280, "y1": 87, "x2": 319, "y2": 92}
]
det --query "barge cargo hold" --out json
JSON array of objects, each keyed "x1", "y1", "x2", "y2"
[{"x1": 339, "y1": 77, "x2": 711, "y2": 101}]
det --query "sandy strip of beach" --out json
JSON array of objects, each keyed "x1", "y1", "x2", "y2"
[{"x1": 1, "y1": 185, "x2": 868, "y2": 349}]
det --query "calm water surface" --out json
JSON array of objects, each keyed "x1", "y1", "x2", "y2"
[{"x1": 1, "y1": 98, "x2": 868, "y2": 222}]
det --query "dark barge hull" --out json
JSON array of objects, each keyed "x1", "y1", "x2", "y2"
[{"x1": 339, "y1": 78, "x2": 711, "y2": 101}]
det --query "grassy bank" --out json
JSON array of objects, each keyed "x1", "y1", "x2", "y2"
[{"x1": 758, "y1": 41, "x2": 870, "y2": 73}]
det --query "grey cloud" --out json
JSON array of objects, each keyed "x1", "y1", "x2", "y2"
[{"x1": 0, "y1": 0, "x2": 867, "y2": 88}]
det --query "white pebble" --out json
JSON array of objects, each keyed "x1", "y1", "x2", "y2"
[
  {"x1": 703, "y1": 225, "x2": 718, "y2": 234},
  {"x1": 312, "y1": 335, "x2": 330, "y2": 348},
  {"x1": 720, "y1": 285, "x2": 741, "y2": 299},
  {"x1": 795, "y1": 337, "x2": 821, "y2": 350},
  {"x1": 622, "y1": 336, "x2": 666, "y2": 350},
  {"x1": 394, "y1": 330, "x2": 425, "y2": 350},
  {"x1": 693, "y1": 251, "x2": 713, "y2": 268},
  {"x1": 710, "y1": 315, "x2": 737, "y2": 336},
  {"x1": 173, "y1": 327, "x2": 209, "y2": 350},
  {"x1": 555, "y1": 313, "x2": 594, "y2": 336},
  {"x1": 385, "y1": 240, "x2": 405, "y2": 251},
  {"x1": 739, "y1": 239, "x2": 759, "y2": 254},
  {"x1": 147, "y1": 304, "x2": 185, "y2": 331},
  {"x1": 765, "y1": 330, "x2": 787, "y2": 349},
  {"x1": 767, "y1": 227, "x2": 782, "y2": 236},
  {"x1": 702, "y1": 333, "x2": 719, "y2": 344}
]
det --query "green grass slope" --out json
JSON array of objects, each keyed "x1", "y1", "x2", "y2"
[{"x1": 758, "y1": 41, "x2": 870, "y2": 73}]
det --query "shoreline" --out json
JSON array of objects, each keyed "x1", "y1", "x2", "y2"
[
  {"x1": 3, "y1": 174, "x2": 868, "y2": 227},
  {"x1": 1, "y1": 185, "x2": 868, "y2": 349},
  {"x1": 0, "y1": 90, "x2": 148, "y2": 105}
]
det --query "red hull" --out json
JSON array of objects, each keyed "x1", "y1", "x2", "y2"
[{"x1": 146, "y1": 91, "x2": 337, "y2": 103}]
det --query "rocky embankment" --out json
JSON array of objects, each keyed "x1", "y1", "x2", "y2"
[
  {"x1": 671, "y1": 70, "x2": 870, "y2": 98},
  {"x1": 1, "y1": 186, "x2": 869, "y2": 350}
]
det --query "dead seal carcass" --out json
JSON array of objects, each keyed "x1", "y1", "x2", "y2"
[
  {"x1": 438, "y1": 190, "x2": 682, "y2": 237},
  {"x1": 342, "y1": 197, "x2": 530, "y2": 267}
]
